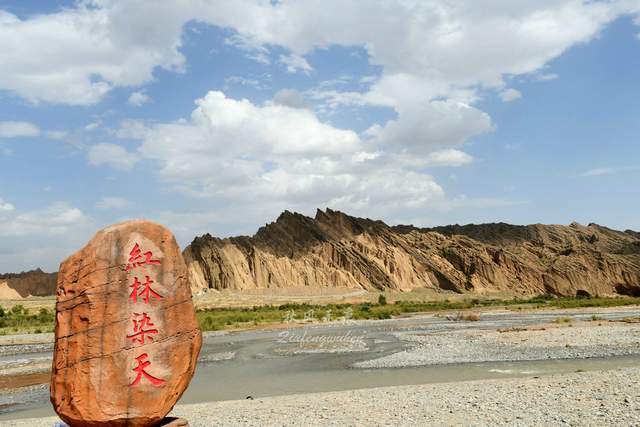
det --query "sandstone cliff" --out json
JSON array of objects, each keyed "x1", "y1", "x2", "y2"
[
  {"x1": 0, "y1": 268, "x2": 57, "y2": 298},
  {"x1": 183, "y1": 209, "x2": 640, "y2": 297}
]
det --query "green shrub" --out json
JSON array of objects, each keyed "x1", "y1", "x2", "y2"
[
  {"x1": 378, "y1": 294, "x2": 387, "y2": 305},
  {"x1": 374, "y1": 311, "x2": 391, "y2": 320},
  {"x1": 11, "y1": 304, "x2": 25, "y2": 316}
]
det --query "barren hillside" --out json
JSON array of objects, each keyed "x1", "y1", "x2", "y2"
[{"x1": 183, "y1": 209, "x2": 640, "y2": 297}]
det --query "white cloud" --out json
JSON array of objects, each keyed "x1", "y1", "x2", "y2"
[
  {"x1": 198, "y1": 0, "x2": 635, "y2": 156},
  {"x1": 223, "y1": 75, "x2": 269, "y2": 90},
  {"x1": 127, "y1": 91, "x2": 445, "y2": 222},
  {"x1": 360, "y1": 75, "x2": 378, "y2": 85},
  {"x1": 279, "y1": 53, "x2": 313, "y2": 74},
  {"x1": 2, "y1": 1, "x2": 639, "y2": 238},
  {"x1": 0, "y1": 121, "x2": 40, "y2": 138},
  {"x1": 46, "y1": 130, "x2": 68, "y2": 140},
  {"x1": 0, "y1": 1, "x2": 637, "y2": 108},
  {"x1": 84, "y1": 121, "x2": 101, "y2": 131},
  {"x1": 273, "y1": 88, "x2": 308, "y2": 109},
  {"x1": 0, "y1": 198, "x2": 15, "y2": 213},
  {"x1": 0, "y1": 202, "x2": 89, "y2": 237},
  {"x1": 96, "y1": 196, "x2": 130, "y2": 209},
  {"x1": 536, "y1": 73, "x2": 559, "y2": 81},
  {"x1": 128, "y1": 90, "x2": 151, "y2": 106},
  {"x1": 499, "y1": 88, "x2": 522, "y2": 102},
  {"x1": 88, "y1": 143, "x2": 138, "y2": 171},
  {"x1": 0, "y1": 3, "x2": 189, "y2": 105},
  {"x1": 224, "y1": 33, "x2": 271, "y2": 64},
  {"x1": 0, "y1": 201, "x2": 94, "y2": 272},
  {"x1": 579, "y1": 167, "x2": 619, "y2": 177},
  {"x1": 365, "y1": 98, "x2": 493, "y2": 153},
  {"x1": 114, "y1": 119, "x2": 148, "y2": 140},
  {"x1": 423, "y1": 149, "x2": 474, "y2": 167}
]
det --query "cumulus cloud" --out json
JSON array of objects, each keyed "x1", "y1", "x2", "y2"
[
  {"x1": 423, "y1": 149, "x2": 474, "y2": 167},
  {"x1": 0, "y1": 202, "x2": 88, "y2": 237},
  {"x1": 0, "y1": 121, "x2": 40, "y2": 138},
  {"x1": 0, "y1": 2, "x2": 189, "y2": 104},
  {"x1": 199, "y1": 0, "x2": 634, "y2": 156},
  {"x1": 3, "y1": 1, "x2": 628, "y2": 106},
  {"x1": 128, "y1": 91, "x2": 151, "y2": 106},
  {"x1": 0, "y1": 201, "x2": 93, "y2": 272},
  {"x1": 88, "y1": 143, "x2": 138, "y2": 171},
  {"x1": 365, "y1": 99, "x2": 493, "y2": 153},
  {"x1": 121, "y1": 91, "x2": 446, "y2": 221},
  {"x1": 3, "y1": 1, "x2": 640, "y2": 241},
  {"x1": 499, "y1": 88, "x2": 522, "y2": 102},
  {"x1": 273, "y1": 88, "x2": 308, "y2": 109}
]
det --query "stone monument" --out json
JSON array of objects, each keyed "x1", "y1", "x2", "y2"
[{"x1": 50, "y1": 220, "x2": 202, "y2": 426}]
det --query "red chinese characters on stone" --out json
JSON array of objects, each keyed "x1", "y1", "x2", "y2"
[
  {"x1": 130, "y1": 353, "x2": 166, "y2": 387},
  {"x1": 126, "y1": 242, "x2": 165, "y2": 388},
  {"x1": 129, "y1": 276, "x2": 163, "y2": 304},
  {"x1": 125, "y1": 243, "x2": 161, "y2": 272},
  {"x1": 126, "y1": 312, "x2": 159, "y2": 345}
]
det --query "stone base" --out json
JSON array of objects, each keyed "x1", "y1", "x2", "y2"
[{"x1": 158, "y1": 417, "x2": 189, "y2": 426}]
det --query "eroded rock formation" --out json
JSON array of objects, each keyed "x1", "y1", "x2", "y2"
[
  {"x1": 0, "y1": 269, "x2": 56, "y2": 297},
  {"x1": 184, "y1": 209, "x2": 640, "y2": 297}
]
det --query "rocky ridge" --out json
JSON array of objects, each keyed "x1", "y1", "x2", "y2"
[
  {"x1": 0, "y1": 269, "x2": 57, "y2": 298},
  {"x1": 183, "y1": 208, "x2": 640, "y2": 297}
]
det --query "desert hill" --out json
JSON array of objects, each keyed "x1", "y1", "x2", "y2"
[
  {"x1": 0, "y1": 269, "x2": 57, "y2": 298},
  {"x1": 184, "y1": 208, "x2": 640, "y2": 297}
]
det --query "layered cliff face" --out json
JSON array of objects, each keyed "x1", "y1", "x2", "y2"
[
  {"x1": 183, "y1": 209, "x2": 640, "y2": 297},
  {"x1": 0, "y1": 269, "x2": 57, "y2": 298}
]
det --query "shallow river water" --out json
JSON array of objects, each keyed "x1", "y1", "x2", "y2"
[{"x1": 1, "y1": 308, "x2": 639, "y2": 421}]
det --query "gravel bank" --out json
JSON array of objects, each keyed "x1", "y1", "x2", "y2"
[
  {"x1": 354, "y1": 321, "x2": 640, "y2": 368},
  {"x1": 5, "y1": 367, "x2": 640, "y2": 426}
]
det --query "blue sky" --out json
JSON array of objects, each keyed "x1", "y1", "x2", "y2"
[{"x1": 0, "y1": 1, "x2": 639, "y2": 272}]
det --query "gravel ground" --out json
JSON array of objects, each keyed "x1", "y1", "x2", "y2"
[
  {"x1": 5, "y1": 367, "x2": 640, "y2": 426},
  {"x1": 354, "y1": 321, "x2": 640, "y2": 368}
]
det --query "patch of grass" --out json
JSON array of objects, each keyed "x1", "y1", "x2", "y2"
[
  {"x1": 0, "y1": 305, "x2": 55, "y2": 335},
  {"x1": 554, "y1": 316, "x2": 572, "y2": 324},
  {"x1": 2, "y1": 294, "x2": 640, "y2": 334},
  {"x1": 191, "y1": 295, "x2": 640, "y2": 331}
]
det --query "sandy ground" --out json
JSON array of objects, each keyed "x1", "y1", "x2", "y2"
[
  {"x1": 0, "y1": 287, "x2": 504, "y2": 311},
  {"x1": 0, "y1": 283, "x2": 22, "y2": 300},
  {"x1": 0, "y1": 297, "x2": 54, "y2": 312},
  {"x1": 4, "y1": 367, "x2": 640, "y2": 426}
]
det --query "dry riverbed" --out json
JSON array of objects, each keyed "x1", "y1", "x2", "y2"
[
  {"x1": 4, "y1": 367, "x2": 640, "y2": 426},
  {"x1": 1, "y1": 306, "x2": 639, "y2": 425},
  {"x1": 354, "y1": 319, "x2": 640, "y2": 368}
]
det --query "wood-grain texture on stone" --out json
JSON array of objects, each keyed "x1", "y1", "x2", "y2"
[{"x1": 51, "y1": 220, "x2": 202, "y2": 427}]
